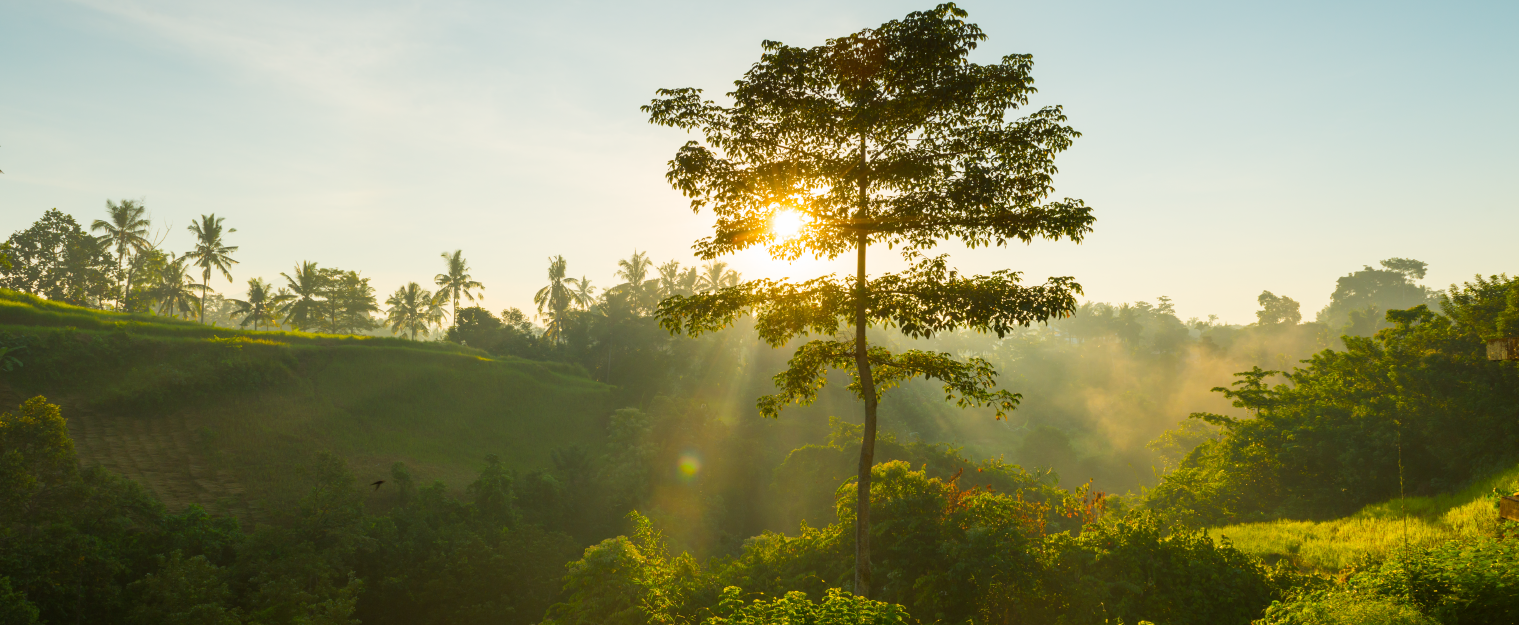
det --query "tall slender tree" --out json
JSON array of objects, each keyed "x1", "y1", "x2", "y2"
[
  {"x1": 90, "y1": 199, "x2": 152, "y2": 311},
  {"x1": 646, "y1": 5, "x2": 1091, "y2": 596},
  {"x1": 435, "y1": 250, "x2": 484, "y2": 329},
  {"x1": 534, "y1": 255, "x2": 577, "y2": 342},
  {"x1": 184, "y1": 214, "x2": 238, "y2": 325}
]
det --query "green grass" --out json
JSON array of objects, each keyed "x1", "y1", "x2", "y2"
[
  {"x1": 1212, "y1": 467, "x2": 1519, "y2": 573},
  {"x1": 0, "y1": 289, "x2": 613, "y2": 518}
]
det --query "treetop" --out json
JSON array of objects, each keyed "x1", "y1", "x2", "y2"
[{"x1": 644, "y1": 3, "x2": 1094, "y2": 261}]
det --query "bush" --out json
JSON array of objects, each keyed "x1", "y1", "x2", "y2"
[{"x1": 1257, "y1": 537, "x2": 1518, "y2": 625}]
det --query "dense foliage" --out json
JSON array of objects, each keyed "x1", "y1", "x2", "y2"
[
  {"x1": 1258, "y1": 536, "x2": 1518, "y2": 625},
  {"x1": 1145, "y1": 276, "x2": 1518, "y2": 525},
  {"x1": 546, "y1": 462, "x2": 1300, "y2": 625},
  {"x1": 0, "y1": 396, "x2": 591, "y2": 625}
]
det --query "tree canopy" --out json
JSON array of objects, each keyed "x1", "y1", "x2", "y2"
[{"x1": 645, "y1": 3, "x2": 1090, "y2": 596}]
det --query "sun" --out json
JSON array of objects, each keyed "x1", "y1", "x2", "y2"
[{"x1": 771, "y1": 208, "x2": 807, "y2": 240}]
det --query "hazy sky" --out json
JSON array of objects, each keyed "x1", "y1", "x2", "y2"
[{"x1": 2, "y1": 0, "x2": 1516, "y2": 325}]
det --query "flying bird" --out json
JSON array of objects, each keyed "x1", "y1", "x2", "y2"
[{"x1": 370, "y1": 480, "x2": 385, "y2": 491}]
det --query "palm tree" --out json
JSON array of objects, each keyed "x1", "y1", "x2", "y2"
[
  {"x1": 229, "y1": 278, "x2": 279, "y2": 331},
  {"x1": 615, "y1": 250, "x2": 654, "y2": 291},
  {"x1": 535, "y1": 255, "x2": 576, "y2": 315},
  {"x1": 385, "y1": 282, "x2": 444, "y2": 340},
  {"x1": 435, "y1": 250, "x2": 484, "y2": 329},
  {"x1": 90, "y1": 199, "x2": 152, "y2": 311},
  {"x1": 535, "y1": 255, "x2": 579, "y2": 342},
  {"x1": 153, "y1": 254, "x2": 204, "y2": 319},
  {"x1": 570, "y1": 276, "x2": 597, "y2": 310},
  {"x1": 277, "y1": 261, "x2": 325, "y2": 332},
  {"x1": 697, "y1": 260, "x2": 740, "y2": 293},
  {"x1": 656, "y1": 260, "x2": 681, "y2": 299},
  {"x1": 184, "y1": 214, "x2": 238, "y2": 324},
  {"x1": 613, "y1": 249, "x2": 660, "y2": 310},
  {"x1": 677, "y1": 267, "x2": 700, "y2": 296}
]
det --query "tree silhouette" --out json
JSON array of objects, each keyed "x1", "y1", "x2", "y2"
[
  {"x1": 184, "y1": 214, "x2": 238, "y2": 325},
  {"x1": 90, "y1": 199, "x2": 151, "y2": 311},
  {"x1": 613, "y1": 250, "x2": 659, "y2": 311},
  {"x1": 319, "y1": 269, "x2": 380, "y2": 334},
  {"x1": 153, "y1": 253, "x2": 203, "y2": 319},
  {"x1": 534, "y1": 255, "x2": 577, "y2": 341},
  {"x1": 230, "y1": 278, "x2": 279, "y2": 331},
  {"x1": 386, "y1": 282, "x2": 443, "y2": 340},
  {"x1": 277, "y1": 261, "x2": 326, "y2": 332},
  {"x1": 696, "y1": 261, "x2": 739, "y2": 294},
  {"x1": 645, "y1": 4, "x2": 1090, "y2": 596},
  {"x1": 569, "y1": 276, "x2": 597, "y2": 311},
  {"x1": 435, "y1": 250, "x2": 483, "y2": 330}
]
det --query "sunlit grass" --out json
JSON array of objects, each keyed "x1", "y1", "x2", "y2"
[{"x1": 1213, "y1": 467, "x2": 1518, "y2": 573}]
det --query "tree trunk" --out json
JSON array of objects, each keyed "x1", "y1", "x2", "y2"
[
  {"x1": 200, "y1": 271, "x2": 208, "y2": 324},
  {"x1": 852, "y1": 131, "x2": 878, "y2": 598},
  {"x1": 116, "y1": 251, "x2": 126, "y2": 311}
]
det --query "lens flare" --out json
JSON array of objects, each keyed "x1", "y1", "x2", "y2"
[
  {"x1": 677, "y1": 451, "x2": 702, "y2": 481},
  {"x1": 771, "y1": 209, "x2": 807, "y2": 240}
]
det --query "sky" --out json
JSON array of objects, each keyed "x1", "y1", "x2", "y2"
[{"x1": 1, "y1": 0, "x2": 1516, "y2": 325}]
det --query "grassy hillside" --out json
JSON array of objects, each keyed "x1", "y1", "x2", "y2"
[
  {"x1": 0, "y1": 289, "x2": 613, "y2": 520},
  {"x1": 1213, "y1": 466, "x2": 1518, "y2": 573}
]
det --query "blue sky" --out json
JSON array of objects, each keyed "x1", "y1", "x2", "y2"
[{"x1": 1, "y1": 0, "x2": 1515, "y2": 324}]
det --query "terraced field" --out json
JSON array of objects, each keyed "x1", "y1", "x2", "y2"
[
  {"x1": 0, "y1": 290, "x2": 615, "y2": 525},
  {"x1": 0, "y1": 382, "x2": 263, "y2": 520}
]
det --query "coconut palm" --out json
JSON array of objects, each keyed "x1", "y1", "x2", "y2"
[
  {"x1": 385, "y1": 282, "x2": 444, "y2": 340},
  {"x1": 678, "y1": 267, "x2": 700, "y2": 296},
  {"x1": 570, "y1": 276, "x2": 597, "y2": 310},
  {"x1": 277, "y1": 261, "x2": 326, "y2": 331},
  {"x1": 535, "y1": 255, "x2": 579, "y2": 342},
  {"x1": 229, "y1": 278, "x2": 280, "y2": 331},
  {"x1": 612, "y1": 249, "x2": 660, "y2": 310},
  {"x1": 697, "y1": 260, "x2": 740, "y2": 293},
  {"x1": 184, "y1": 214, "x2": 238, "y2": 324},
  {"x1": 90, "y1": 199, "x2": 152, "y2": 311},
  {"x1": 435, "y1": 250, "x2": 484, "y2": 329},
  {"x1": 655, "y1": 260, "x2": 701, "y2": 298},
  {"x1": 153, "y1": 254, "x2": 204, "y2": 319},
  {"x1": 535, "y1": 256, "x2": 576, "y2": 316},
  {"x1": 656, "y1": 260, "x2": 681, "y2": 299},
  {"x1": 615, "y1": 250, "x2": 654, "y2": 290}
]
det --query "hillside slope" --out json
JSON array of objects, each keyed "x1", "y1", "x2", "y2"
[
  {"x1": 0, "y1": 289, "x2": 613, "y2": 520},
  {"x1": 1213, "y1": 467, "x2": 1518, "y2": 573}
]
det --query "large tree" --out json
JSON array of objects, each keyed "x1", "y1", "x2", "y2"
[
  {"x1": 1, "y1": 209, "x2": 115, "y2": 305},
  {"x1": 90, "y1": 199, "x2": 152, "y2": 311},
  {"x1": 1316, "y1": 258, "x2": 1437, "y2": 336},
  {"x1": 645, "y1": 4, "x2": 1091, "y2": 596},
  {"x1": 184, "y1": 214, "x2": 238, "y2": 325}
]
